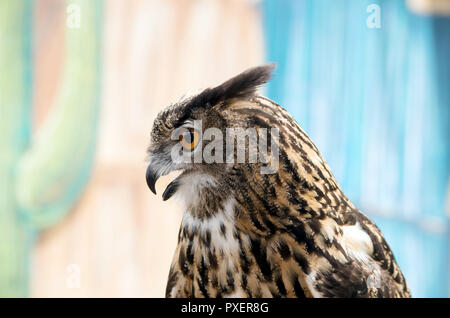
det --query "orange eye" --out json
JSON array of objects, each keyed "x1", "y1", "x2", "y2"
[{"x1": 179, "y1": 127, "x2": 200, "y2": 151}]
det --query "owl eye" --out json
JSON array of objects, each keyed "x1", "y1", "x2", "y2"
[{"x1": 179, "y1": 127, "x2": 200, "y2": 151}]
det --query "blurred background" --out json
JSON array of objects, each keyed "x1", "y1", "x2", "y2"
[{"x1": 0, "y1": 0, "x2": 448, "y2": 297}]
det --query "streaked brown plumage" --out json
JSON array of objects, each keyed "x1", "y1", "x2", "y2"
[{"x1": 146, "y1": 64, "x2": 410, "y2": 298}]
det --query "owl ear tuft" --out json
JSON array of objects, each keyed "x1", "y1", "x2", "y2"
[
  {"x1": 211, "y1": 62, "x2": 276, "y2": 101},
  {"x1": 189, "y1": 63, "x2": 275, "y2": 108},
  {"x1": 176, "y1": 63, "x2": 276, "y2": 125}
]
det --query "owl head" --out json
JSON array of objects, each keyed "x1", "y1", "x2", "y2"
[
  {"x1": 145, "y1": 63, "x2": 326, "y2": 223},
  {"x1": 146, "y1": 64, "x2": 280, "y2": 195}
]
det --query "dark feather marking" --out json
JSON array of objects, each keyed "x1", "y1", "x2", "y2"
[
  {"x1": 248, "y1": 115, "x2": 272, "y2": 129},
  {"x1": 239, "y1": 250, "x2": 251, "y2": 274},
  {"x1": 250, "y1": 238, "x2": 273, "y2": 281},
  {"x1": 281, "y1": 206, "x2": 290, "y2": 217},
  {"x1": 197, "y1": 277, "x2": 209, "y2": 298},
  {"x1": 226, "y1": 270, "x2": 235, "y2": 293},
  {"x1": 178, "y1": 248, "x2": 189, "y2": 276},
  {"x1": 177, "y1": 227, "x2": 182, "y2": 242},
  {"x1": 203, "y1": 230, "x2": 211, "y2": 246},
  {"x1": 241, "y1": 274, "x2": 248, "y2": 294},
  {"x1": 238, "y1": 196, "x2": 269, "y2": 232},
  {"x1": 287, "y1": 223, "x2": 317, "y2": 253},
  {"x1": 275, "y1": 275, "x2": 287, "y2": 297},
  {"x1": 293, "y1": 277, "x2": 306, "y2": 298},
  {"x1": 253, "y1": 188, "x2": 278, "y2": 219},
  {"x1": 248, "y1": 209, "x2": 267, "y2": 233},
  {"x1": 198, "y1": 257, "x2": 209, "y2": 297},
  {"x1": 316, "y1": 266, "x2": 370, "y2": 298},
  {"x1": 237, "y1": 233, "x2": 252, "y2": 274},
  {"x1": 309, "y1": 218, "x2": 322, "y2": 234},
  {"x1": 262, "y1": 174, "x2": 277, "y2": 199},
  {"x1": 186, "y1": 242, "x2": 194, "y2": 264},
  {"x1": 277, "y1": 240, "x2": 291, "y2": 259},
  {"x1": 208, "y1": 250, "x2": 218, "y2": 269},
  {"x1": 280, "y1": 150, "x2": 306, "y2": 188},
  {"x1": 293, "y1": 250, "x2": 310, "y2": 274},
  {"x1": 211, "y1": 272, "x2": 218, "y2": 288},
  {"x1": 220, "y1": 222, "x2": 226, "y2": 237}
]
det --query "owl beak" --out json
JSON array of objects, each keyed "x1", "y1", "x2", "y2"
[
  {"x1": 146, "y1": 164, "x2": 159, "y2": 194},
  {"x1": 162, "y1": 179, "x2": 180, "y2": 201}
]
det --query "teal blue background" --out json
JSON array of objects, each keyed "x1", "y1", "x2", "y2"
[{"x1": 262, "y1": 0, "x2": 450, "y2": 297}]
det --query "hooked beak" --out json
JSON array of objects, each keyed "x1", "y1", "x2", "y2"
[
  {"x1": 146, "y1": 163, "x2": 182, "y2": 201},
  {"x1": 146, "y1": 164, "x2": 158, "y2": 195}
]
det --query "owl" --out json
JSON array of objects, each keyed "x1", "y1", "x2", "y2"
[{"x1": 146, "y1": 64, "x2": 410, "y2": 298}]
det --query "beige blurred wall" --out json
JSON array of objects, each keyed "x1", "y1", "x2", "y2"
[
  {"x1": 31, "y1": 0, "x2": 263, "y2": 297},
  {"x1": 407, "y1": 0, "x2": 450, "y2": 15}
]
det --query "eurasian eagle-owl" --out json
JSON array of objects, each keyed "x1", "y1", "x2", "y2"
[{"x1": 145, "y1": 64, "x2": 410, "y2": 298}]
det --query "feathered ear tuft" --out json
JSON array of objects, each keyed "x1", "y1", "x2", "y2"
[
  {"x1": 181, "y1": 63, "x2": 276, "y2": 118},
  {"x1": 211, "y1": 62, "x2": 276, "y2": 101}
]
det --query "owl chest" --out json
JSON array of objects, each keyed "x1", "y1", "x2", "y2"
[{"x1": 166, "y1": 210, "x2": 282, "y2": 297}]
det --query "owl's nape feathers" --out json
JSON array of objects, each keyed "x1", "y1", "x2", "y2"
[{"x1": 146, "y1": 64, "x2": 410, "y2": 298}]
